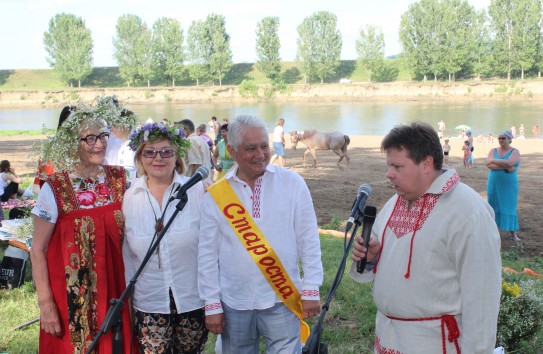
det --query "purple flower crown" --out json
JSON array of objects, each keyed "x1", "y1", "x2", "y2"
[{"x1": 128, "y1": 122, "x2": 191, "y2": 157}]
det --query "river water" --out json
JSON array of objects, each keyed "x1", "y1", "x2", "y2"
[{"x1": 0, "y1": 100, "x2": 540, "y2": 137}]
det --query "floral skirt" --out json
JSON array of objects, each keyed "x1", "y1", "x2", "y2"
[{"x1": 133, "y1": 291, "x2": 208, "y2": 354}]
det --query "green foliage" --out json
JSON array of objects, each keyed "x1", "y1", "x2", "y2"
[
  {"x1": 43, "y1": 13, "x2": 93, "y2": 88},
  {"x1": 206, "y1": 14, "x2": 233, "y2": 86},
  {"x1": 296, "y1": 11, "x2": 342, "y2": 84},
  {"x1": 256, "y1": 17, "x2": 282, "y2": 81},
  {"x1": 321, "y1": 216, "x2": 344, "y2": 231},
  {"x1": 113, "y1": 14, "x2": 150, "y2": 87},
  {"x1": 373, "y1": 61, "x2": 400, "y2": 82},
  {"x1": 489, "y1": 0, "x2": 542, "y2": 80},
  {"x1": 152, "y1": 17, "x2": 185, "y2": 86},
  {"x1": 355, "y1": 25, "x2": 385, "y2": 82},
  {"x1": 497, "y1": 272, "x2": 543, "y2": 351},
  {"x1": 186, "y1": 19, "x2": 212, "y2": 86},
  {"x1": 238, "y1": 79, "x2": 258, "y2": 98},
  {"x1": 495, "y1": 85, "x2": 508, "y2": 94}
]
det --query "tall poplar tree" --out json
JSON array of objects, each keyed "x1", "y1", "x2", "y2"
[
  {"x1": 186, "y1": 19, "x2": 211, "y2": 86},
  {"x1": 43, "y1": 13, "x2": 93, "y2": 88},
  {"x1": 113, "y1": 14, "x2": 148, "y2": 86},
  {"x1": 355, "y1": 25, "x2": 385, "y2": 82},
  {"x1": 206, "y1": 14, "x2": 233, "y2": 86},
  {"x1": 255, "y1": 17, "x2": 281, "y2": 82},
  {"x1": 296, "y1": 11, "x2": 342, "y2": 84},
  {"x1": 152, "y1": 17, "x2": 185, "y2": 86},
  {"x1": 490, "y1": 0, "x2": 542, "y2": 80}
]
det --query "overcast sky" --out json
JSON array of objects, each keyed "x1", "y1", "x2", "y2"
[{"x1": 0, "y1": 0, "x2": 491, "y2": 70}]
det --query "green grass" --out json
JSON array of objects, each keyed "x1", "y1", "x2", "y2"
[
  {"x1": 2, "y1": 235, "x2": 542, "y2": 353},
  {"x1": 0, "y1": 130, "x2": 50, "y2": 136},
  {"x1": 0, "y1": 59, "x2": 414, "y2": 90}
]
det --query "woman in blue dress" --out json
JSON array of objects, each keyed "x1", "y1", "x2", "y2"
[{"x1": 486, "y1": 130, "x2": 521, "y2": 241}]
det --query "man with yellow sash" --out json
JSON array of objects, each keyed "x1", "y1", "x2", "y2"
[{"x1": 198, "y1": 115, "x2": 323, "y2": 354}]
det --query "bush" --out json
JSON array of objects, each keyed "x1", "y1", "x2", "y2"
[
  {"x1": 497, "y1": 272, "x2": 543, "y2": 352},
  {"x1": 238, "y1": 79, "x2": 258, "y2": 98},
  {"x1": 373, "y1": 62, "x2": 399, "y2": 83}
]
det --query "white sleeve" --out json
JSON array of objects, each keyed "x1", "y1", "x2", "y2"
[
  {"x1": 31, "y1": 183, "x2": 58, "y2": 223},
  {"x1": 451, "y1": 205, "x2": 501, "y2": 353},
  {"x1": 197, "y1": 193, "x2": 223, "y2": 314},
  {"x1": 294, "y1": 177, "x2": 324, "y2": 294}
]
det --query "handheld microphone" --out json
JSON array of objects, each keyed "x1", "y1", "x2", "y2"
[
  {"x1": 169, "y1": 166, "x2": 209, "y2": 201},
  {"x1": 345, "y1": 184, "x2": 372, "y2": 232},
  {"x1": 356, "y1": 205, "x2": 377, "y2": 273}
]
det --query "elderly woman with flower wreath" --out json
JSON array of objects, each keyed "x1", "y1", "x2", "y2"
[
  {"x1": 122, "y1": 122, "x2": 209, "y2": 353},
  {"x1": 30, "y1": 105, "x2": 136, "y2": 353}
]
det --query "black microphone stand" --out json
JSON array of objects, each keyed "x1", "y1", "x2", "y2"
[
  {"x1": 86, "y1": 193, "x2": 189, "y2": 354},
  {"x1": 302, "y1": 210, "x2": 365, "y2": 354}
]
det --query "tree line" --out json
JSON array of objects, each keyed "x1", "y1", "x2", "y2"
[{"x1": 43, "y1": 0, "x2": 543, "y2": 88}]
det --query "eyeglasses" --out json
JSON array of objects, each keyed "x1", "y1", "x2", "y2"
[
  {"x1": 142, "y1": 149, "x2": 176, "y2": 158},
  {"x1": 80, "y1": 132, "x2": 109, "y2": 146},
  {"x1": 498, "y1": 137, "x2": 507, "y2": 140}
]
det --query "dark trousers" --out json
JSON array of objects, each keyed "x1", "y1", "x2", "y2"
[{"x1": 1, "y1": 182, "x2": 19, "y2": 202}]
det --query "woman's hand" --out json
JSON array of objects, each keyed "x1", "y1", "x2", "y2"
[{"x1": 39, "y1": 299, "x2": 63, "y2": 336}]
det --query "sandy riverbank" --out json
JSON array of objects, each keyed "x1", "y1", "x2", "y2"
[
  {"x1": 1, "y1": 133, "x2": 542, "y2": 257},
  {"x1": 3, "y1": 80, "x2": 543, "y2": 108}
]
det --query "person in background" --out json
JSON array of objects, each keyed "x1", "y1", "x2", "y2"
[
  {"x1": 197, "y1": 123, "x2": 215, "y2": 181},
  {"x1": 199, "y1": 115, "x2": 323, "y2": 354},
  {"x1": 269, "y1": 118, "x2": 286, "y2": 167},
  {"x1": 212, "y1": 124, "x2": 235, "y2": 180},
  {"x1": 177, "y1": 119, "x2": 212, "y2": 183},
  {"x1": 466, "y1": 129, "x2": 474, "y2": 168},
  {"x1": 532, "y1": 125, "x2": 539, "y2": 138},
  {"x1": 123, "y1": 122, "x2": 208, "y2": 353},
  {"x1": 462, "y1": 140, "x2": 471, "y2": 168},
  {"x1": 30, "y1": 106, "x2": 135, "y2": 353},
  {"x1": 350, "y1": 122, "x2": 501, "y2": 353},
  {"x1": 106, "y1": 109, "x2": 138, "y2": 179},
  {"x1": 486, "y1": 130, "x2": 521, "y2": 241},
  {"x1": 442, "y1": 138, "x2": 451, "y2": 166},
  {"x1": 437, "y1": 119, "x2": 446, "y2": 139},
  {"x1": 0, "y1": 160, "x2": 24, "y2": 202},
  {"x1": 209, "y1": 116, "x2": 220, "y2": 143}
]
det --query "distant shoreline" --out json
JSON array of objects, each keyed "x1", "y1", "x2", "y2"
[{"x1": 2, "y1": 81, "x2": 543, "y2": 109}]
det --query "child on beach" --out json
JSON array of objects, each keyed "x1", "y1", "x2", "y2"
[
  {"x1": 462, "y1": 140, "x2": 471, "y2": 168},
  {"x1": 443, "y1": 139, "x2": 451, "y2": 166}
]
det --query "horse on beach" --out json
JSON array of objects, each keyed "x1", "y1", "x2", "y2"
[{"x1": 289, "y1": 130, "x2": 350, "y2": 168}]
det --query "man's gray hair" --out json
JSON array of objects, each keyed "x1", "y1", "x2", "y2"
[{"x1": 228, "y1": 115, "x2": 268, "y2": 151}]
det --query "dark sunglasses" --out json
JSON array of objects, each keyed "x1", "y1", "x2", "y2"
[
  {"x1": 498, "y1": 137, "x2": 508, "y2": 140},
  {"x1": 79, "y1": 132, "x2": 109, "y2": 146},
  {"x1": 142, "y1": 148, "x2": 176, "y2": 158}
]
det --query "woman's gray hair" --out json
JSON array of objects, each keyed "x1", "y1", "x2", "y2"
[{"x1": 227, "y1": 115, "x2": 268, "y2": 151}]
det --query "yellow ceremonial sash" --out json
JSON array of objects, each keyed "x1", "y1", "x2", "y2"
[{"x1": 208, "y1": 178, "x2": 310, "y2": 343}]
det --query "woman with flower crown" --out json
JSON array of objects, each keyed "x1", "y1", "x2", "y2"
[
  {"x1": 30, "y1": 105, "x2": 136, "y2": 354},
  {"x1": 122, "y1": 122, "x2": 209, "y2": 353}
]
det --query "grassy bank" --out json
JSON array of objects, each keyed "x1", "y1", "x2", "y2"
[{"x1": 0, "y1": 59, "x2": 410, "y2": 90}]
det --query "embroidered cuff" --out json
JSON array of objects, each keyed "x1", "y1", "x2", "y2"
[
  {"x1": 204, "y1": 301, "x2": 223, "y2": 316},
  {"x1": 301, "y1": 288, "x2": 320, "y2": 300}
]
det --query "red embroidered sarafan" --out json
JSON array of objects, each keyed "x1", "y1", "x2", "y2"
[{"x1": 39, "y1": 166, "x2": 135, "y2": 354}]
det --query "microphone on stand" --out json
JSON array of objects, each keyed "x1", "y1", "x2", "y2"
[
  {"x1": 345, "y1": 184, "x2": 372, "y2": 232},
  {"x1": 169, "y1": 166, "x2": 209, "y2": 202},
  {"x1": 356, "y1": 205, "x2": 377, "y2": 273}
]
